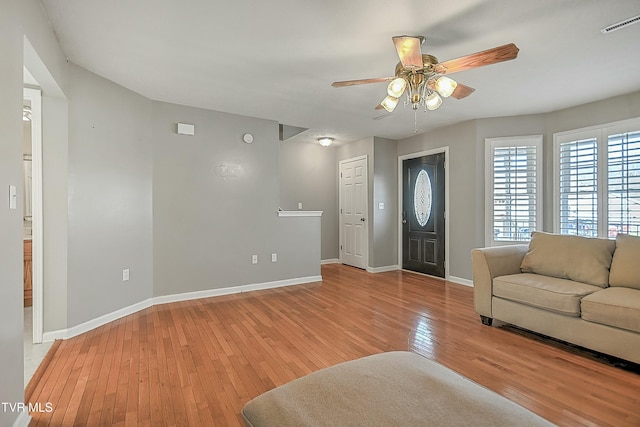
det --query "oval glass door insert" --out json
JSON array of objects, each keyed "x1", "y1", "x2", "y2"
[{"x1": 414, "y1": 169, "x2": 432, "y2": 226}]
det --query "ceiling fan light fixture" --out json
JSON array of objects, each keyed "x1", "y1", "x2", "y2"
[
  {"x1": 435, "y1": 76, "x2": 457, "y2": 98},
  {"x1": 387, "y1": 78, "x2": 407, "y2": 98},
  {"x1": 425, "y1": 92, "x2": 442, "y2": 111},
  {"x1": 381, "y1": 95, "x2": 399, "y2": 112},
  {"x1": 318, "y1": 137, "x2": 334, "y2": 147}
]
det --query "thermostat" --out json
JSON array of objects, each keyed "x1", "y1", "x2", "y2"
[{"x1": 243, "y1": 133, "x2": 254, "y2": 143}]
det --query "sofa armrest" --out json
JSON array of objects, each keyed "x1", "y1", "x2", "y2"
[{"x1": 471, "y1": 245, "x2": 529, "y2": 319}]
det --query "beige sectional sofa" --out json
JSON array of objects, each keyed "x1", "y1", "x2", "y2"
[{"x1": 472, "y1": 231, "x2": 640, "y2": 364}]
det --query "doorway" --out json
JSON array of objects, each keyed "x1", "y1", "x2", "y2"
[
  {"x1": 339, "y1": 155, "x2": 368, "y2": 270},
  {"x1": 399, "y1": 149, "x2": 449, "y2": 278},
  {"x1": 23, "y1": 86, "x2": 43, "y2": 344}
]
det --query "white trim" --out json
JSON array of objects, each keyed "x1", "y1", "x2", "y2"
[
  {"x1": 397, "y1": 147, "x2": 450, "y2": 280},
  {"x1": 43, "y1": 298, "x2": 153, "y2": 342},
  {"x1": 42, "y1": 276, "x2": 322, "y2": 341},
  {"x1": 484, "y1": 135, "x2": 543, "y2": 246},
  {"x1": 24, "y1": 87, "x2": 43, "y2": 344},
  {"x1": 321, "y1": 258, "x2": 340, "y2": 264},
  {"x1": 154, "y1": 275, "x2": 322, "y2": 305},
  {"x1": 448, "y1": 276, "x2": 473, "y2": 287},
  {"x1": 366, "y1": 265, "x2": 399, "y2": 273},
  {"x1": 277, "y1": 210, "x2": 323, "y2": 217},
  {"x1": 12, "y1": 411, "x2": 31, "y2": 427},
  {"x1": 339, "y1": 155, "x2": 369, "y2": 270}
]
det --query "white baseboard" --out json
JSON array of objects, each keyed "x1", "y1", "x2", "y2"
[
  {"x1": 154, "y1": 275, "x2": 322, "y2": 305},
  {"x1": 43, "y1": 297, "x2": 153, "y2": 342},
  {"x1": 320, "y1": 258, "x2": 340, "y2": 265},
  {"x1": 12, "y1": 411, "x2": 31, "y2": 427},
  {"x1": 43, "y1": 276, "x2": 322, "y2": 341},
  {"x1": 448, "y1": 275, "x2": 473, "y2": 287},
  {"x1": 366, "y1": 265, "x2": 400, "y2": 273}
]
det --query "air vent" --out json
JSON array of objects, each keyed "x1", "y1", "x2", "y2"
[{"x1": 601, "y1": 14, "x2": 640, "y2": 34}]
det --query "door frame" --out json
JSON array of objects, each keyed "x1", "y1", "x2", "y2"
[
  {"x1": 397, "y1": 147, "x2": 450, "y2": 279},
  {"x1": 338, "y1": 155, "x2": 369, "y2": 269},
  {"x1": 24, "y1": 87, "x2": 43, "y2": 343}
]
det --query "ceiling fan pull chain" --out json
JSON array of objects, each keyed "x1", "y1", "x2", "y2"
[{"x1": 414, "y1": 111, "x2": 418, "y2": 133}]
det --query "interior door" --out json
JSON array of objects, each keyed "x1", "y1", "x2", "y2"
[
  {"x1": 340, "y1": 156, "x2": 368, "y2": 269},
  {"x1": 402, "y1": 153, "x2": 445, "y2": 277}
]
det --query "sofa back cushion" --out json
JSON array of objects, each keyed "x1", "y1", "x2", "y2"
[
  {"x1": 520, "y1": 232, "x2": 615, "y2": 287},
  {"x1": 609, "y1": 234, "x2": 640, "y2": 289}
]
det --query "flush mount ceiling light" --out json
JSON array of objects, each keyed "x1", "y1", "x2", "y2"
[
  {"x1": 332, "y1": 35, "x2": 519, "y2": 131},
  {"x1": 318, "y1": 137, "x2": 334, "y2": 147},
  {"x1": 23, "y1": 106, "x2": 32, "y2": 122}
]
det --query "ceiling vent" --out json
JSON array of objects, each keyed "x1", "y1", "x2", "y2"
[{"x1": 601, "y1": 14, "x2": 640, "y2": 34}]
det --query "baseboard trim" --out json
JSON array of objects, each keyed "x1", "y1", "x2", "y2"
[
  {"x1": 366, "y1": 265, "x2": 400, "y2": 273},
  {"x1": 448, "y1": 275, "x2": 473, "y2": 287},
  {"x1": 43, "y1": 298, "x2": 153, "y2": 342},
  {"x1": 320, "y1": 258, "x2": 340, "y2": 265},
  {"x1": 154, "y1": 275, "x2": 322, "y2": 305},
  {"x1": 12, "y1": 411, "x2": 31, "y2": 427},
  {"x1": 44, "y1": 275, "x2": 323, "y2": 341}
]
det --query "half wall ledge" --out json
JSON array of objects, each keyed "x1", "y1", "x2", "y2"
[{"x1": 277, "y1": 210, "x2": 323, "y2": 217}]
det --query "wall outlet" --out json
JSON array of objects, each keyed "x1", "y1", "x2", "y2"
[
  {"x1": 271, "y1": 253, "x2": 277, "y2": 262},
  {"x1": 122, "y1": 268, "x2": 130, "y2": 281},
  {"x1": 298, "y1": 202, "x2": 303, "y2": 210},
  {"x1": 378, "y1": 202, "x2": 385, "y2": 210},
  {"x1": 252, "y1": 255, "x2": 258, "y2": 264}
]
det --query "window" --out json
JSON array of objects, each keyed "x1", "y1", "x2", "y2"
[
  {"x1": 554, "y1": 118, "x2": 640, "y2": 238},
  {"x1": 486, "y1": 135, "x2": 543, "y2": 246},
  {"x1": 607, "y1": 130, "x2": 640, "y2": 237}
]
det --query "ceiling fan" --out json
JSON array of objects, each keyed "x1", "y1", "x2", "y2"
[{"x1": 332, "y1": 36, "x2": 519, "y2": 114}]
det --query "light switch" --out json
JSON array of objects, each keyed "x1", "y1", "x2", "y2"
[
  {"x1": 298, "y1": 202, "x2": 303, "y2": 210},
  {"x1": 9, "y1": 185, "x2": 17, "y2": 210}
]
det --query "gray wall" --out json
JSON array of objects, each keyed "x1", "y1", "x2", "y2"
[
  {"x1": 279, "y1": 140, "x2": 338, "y2": 260},
  {"x1": 372, "y1": 137, "x2": 398, "y2": 268},
  {"x1": 152, "y1": 101, "x2": 320, "y2": 297},
  {"x1": 67, "y1": 64, "x2": 154, "y2": 326},
  {"x1": 1, "y1": 1, "x2": 69, "y2": 425}
]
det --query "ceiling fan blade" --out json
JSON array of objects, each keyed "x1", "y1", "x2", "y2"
[
  {"x1": 332, "y1": 77, "x2": 396, "y2": 88},
  {"x1": 435, "y1": 43, "x2": 519, "y2": 75},
  {"x1": 374, "y1": 104, "x2": 385, "y2": 110},
  {"x1": 392, "y1": 36, "x2": 424, "y2": 70},
  {"x1": 450, "y1": 83, "x2": 475, "y2": 99}
]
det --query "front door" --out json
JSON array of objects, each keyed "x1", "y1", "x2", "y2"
[
  {"x1": 402, "y1": 153, "x2": 445, "y2": 277},
  {"x1": 340, "y1": 156, "x2": 368, "y2": 269}
]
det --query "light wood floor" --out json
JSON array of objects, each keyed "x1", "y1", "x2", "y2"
[{"x1": 28, "y1": 264, "x2": 640, "y2": 426}]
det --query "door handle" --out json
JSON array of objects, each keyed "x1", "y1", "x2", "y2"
[
  {"x1": 402, "y1": 219, "x2": 407, "y2": 224},
  {"x1": 360, "y1": 217, "x2": 366, "y2": 222}
]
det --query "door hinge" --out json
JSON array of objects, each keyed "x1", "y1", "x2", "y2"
[{"x1": 340, "y1": 245, "x2": 343, "y2": 251}]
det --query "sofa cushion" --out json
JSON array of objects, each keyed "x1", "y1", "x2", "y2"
[
  {"x1": 609, "y1": 234, "x2": 640, "y2": 290},
  {"x1": 520, "y1": 232, "x2": 615, "y2": 288},
  {"x1": 493, "y1": 273, "x2": 601, "y2": 316},
  {"x1": 581, "y1": 287, "x2": 640, "y2": 334}
]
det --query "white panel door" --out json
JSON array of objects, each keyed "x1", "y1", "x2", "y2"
[{"x1": 340, "y1": 156, "x2": 368, "y2": 269}]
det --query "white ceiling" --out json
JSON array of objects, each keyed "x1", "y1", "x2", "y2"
[{"x1": 41, "y1": 0, "x2": 640, "y2": 143}]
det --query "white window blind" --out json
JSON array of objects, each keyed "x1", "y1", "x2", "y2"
[
  {"x1": 608, "y1": 131, "x2": 640, "y2": 237},
  {"x1": 486, "y1": 136, "x2": 542, "y2": 245},
  {"x1": 558, "y1": 138, "x2": 598, "y2": 237}
]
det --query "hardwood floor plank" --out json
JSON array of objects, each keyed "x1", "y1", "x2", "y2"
[{"x1": 27, "y1": 265, "x2": 640, "y2": 426}]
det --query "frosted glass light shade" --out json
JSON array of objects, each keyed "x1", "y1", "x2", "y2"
[
  {"x1": 381, "y1": 95, "x2": 399, "y2": 112},
  {"x1": 318, "y1": 137, "x2": 334, "y2": 147},
  {"x1": 435, "y1": 76, "x2": 457, "y2": 98},
  {"x1": 387, "y1": 78, "x2": 407, "y2": 98},
  {"x1": 425, "y1": 92, "x2": 442, "y2": 111}
]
